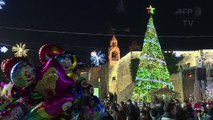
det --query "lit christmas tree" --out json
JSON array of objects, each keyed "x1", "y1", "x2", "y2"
[{"x1": 132, "y1": 5, "x2": 173, "y2": 102}]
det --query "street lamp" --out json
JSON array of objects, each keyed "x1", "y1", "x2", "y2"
[
  {"x1": 98, "y1": 78, "x2": 101, "y2": 98},
  {"x1": 98, "y1": 78, "x2": 101, "y2": 83}
]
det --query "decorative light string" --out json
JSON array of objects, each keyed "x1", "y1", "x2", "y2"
[
  {"x1": 135, "y1": 77, "x2": 174, "y2": 87},
  {"x1": 140, "y1": 55, "x2": 167, "y2": 65},
  {"x1": 144, "y1": 39, "x2": 160, "y2": 46}
]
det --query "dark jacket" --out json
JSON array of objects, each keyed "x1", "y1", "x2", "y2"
[{"x1": 158, "y1": 112, "x2": 175, "y2": 120}]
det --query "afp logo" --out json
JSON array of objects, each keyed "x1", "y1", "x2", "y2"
[{"x1": 175, "y1": 7, "x2": 202, "y2": 26}]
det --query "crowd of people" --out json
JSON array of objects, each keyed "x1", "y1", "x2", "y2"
[{"x1": 101, "y1": 96, "x2": 213, "y2": 120}]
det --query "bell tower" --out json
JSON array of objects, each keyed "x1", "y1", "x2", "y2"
[{"x1": 108, "y1": 35, "x2": 120, "y2": 67}]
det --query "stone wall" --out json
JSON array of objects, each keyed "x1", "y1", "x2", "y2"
[
  {"x1": 170, "y1": 73, "x2": 184, "y2": 101},
  {"x1": 108, "y1": 52, "x2": 141, "y2": 102}
]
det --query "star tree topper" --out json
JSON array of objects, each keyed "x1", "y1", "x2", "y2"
[{"x1": 146, "y1": 5, "x2": 155, "y2": 14}]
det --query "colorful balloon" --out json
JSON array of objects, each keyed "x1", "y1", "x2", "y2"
[
  {"x1": 0, "y1": 102, "x2": 28, "y2": 120},
  {"x1": 0, "y1": 44, "x2": 105, "y2": 120},
  {"x1": 1, "y1": 57, "x2": 28, "y2": 81},
  {"x1": 55, "y1": 51, "x2": 78, "y2": 80},
  {"x1": 10, "y1": 61, "x2": 35, "y2": 88},
  {"x1": 39, "y1": 44, "x2": 64, "y2": 65},
  {"x1": 70, "y1": 77, "x2": 104, "y2": 119},
  {"x1": 24, "y1": 96, "x2": 74, "y2": 119},
  {"x1": 35, "y1": 58, "x2": 75, "y2": 99},
  {"x1": 1, "y1": 82, "x2": 14, "y2": 99},
  {"x1": 55, "y1": 51, "x2": 77, "y2": 71}
]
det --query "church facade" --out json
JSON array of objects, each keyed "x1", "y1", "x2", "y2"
[{"x1": 85, "y1": 35, "x2": 213, "y2": 102}]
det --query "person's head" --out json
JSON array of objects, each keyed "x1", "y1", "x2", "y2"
[
  {"x1": 160, "y1": 101, "x2": 165, "y2": 106},
  {"x1": 181, "y1": 102, "x2": 187, "y2": 109},
  {"x1": 89, "y1": 86, "x2": 94, "y2": 95},
  {"x1": 206, "y1": 103, "x2": 211, "y2": 109},
  {"x1": 141, "y1": 110, "x2": 151, "y2": 120},
  {"x1": 120, "y1": 101, "x2": 124, "y2": 106},
  {"x1": 127, "y1": 99, "x2": 132, "y2": 105},
  {"x1": 200, "y1": 105, "x2": 207, "y2": 113}
]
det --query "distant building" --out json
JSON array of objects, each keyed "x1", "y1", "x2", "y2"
[{"x1": 81, "y1": 36, "x2": 213, "y2": 102}]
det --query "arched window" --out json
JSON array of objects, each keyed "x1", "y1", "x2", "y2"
[
  {"x1": 112, "y1": 42, "x2": 117, "y2": 47},
  {"x1": 112, "y1": 51, "x2": 118, "y2": 61}
]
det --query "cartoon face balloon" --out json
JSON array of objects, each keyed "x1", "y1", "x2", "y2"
[
  {"x1": 35, "y1": 67, "x2": 58, "y2": 99},
  {"x1": 55, "y1": 52, "x2": 77, "y2": 72},
  {"x1": 10, "y1": 62, "x2": 35, "y2": 88},
  {"x1": 1, "y1": 57, "x2": 28, "y2": 81},
  {"x1": 57, "y1": 54, "x2": 72, "y2": 72},
  {"x1": 55, "y1": 52, "x2": 78, "y2": 80}
]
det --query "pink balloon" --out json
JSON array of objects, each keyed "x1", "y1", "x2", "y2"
[
  {"x1": 35, "y1": 58, "x2": 75, "y2": 99},
  {"x1": 43, "y1": 96, "x2": 74, "y2": 116}
]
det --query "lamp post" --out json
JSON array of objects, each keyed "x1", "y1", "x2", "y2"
[{"x1": 98, "y1": 78, "x2": 101, "y2": 98}]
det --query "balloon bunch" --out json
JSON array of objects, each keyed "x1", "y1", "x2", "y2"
[{"x1": 0, "y1": 44, "x2": 104, "y2": 120}]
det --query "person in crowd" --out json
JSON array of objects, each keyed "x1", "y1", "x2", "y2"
[
  {"x1": 205, "y1": 107, "x2": 213, "y2": 120},
  {"x1": 126, "y1": 99, "x2": 136, "y2": 120},
  {"x1": 134, "y1": 102, "x2": 141, "y2": 120},
  {"x1": 109, "y1": 92, "x2": 114, "y2": 103},
  {"x1": 140, "y1": 109, "x2": 151, "y2": 120},
  {"x1": 119, "y1": 101, "x2": 127, "y2": 120},
  {"x1": 150, "y1": 107, "x2": 158, "y2": 120},
  {"x1": 157, "y1": 101, "x2": 165, "y2": 118},
  {"x1": 109, "y1": 102, "x2": 116, "y2": 114},
  {"x1": 206, "y1": 103, "x2": 211, "y2": 110},
  {"x1": 195, "y1": 105, "x2": 207, "y2": 120},
  {"x1": 183, "y1": 106, "x2": 195, "y2": 120},
  {"x1": 175, "y1": 105, "x2": 186, "y2": 120},
  {"x1": 159, "y1": 102, "x2": 176, "y2": 120},
  {"x1": 112, "y1": 104, "x2": 122, "y2": 120},
  {"x1": 181, "y1": 101, "x2": 187, "y2": 110},
  {"x1": 101, "y1": 110, "x2": 114, "y2": 120},
  {"x1": 113, "y1": 92, "x2": 117, "y2": 103},
  {"x1": 174, "y1": 99, "x2": 181, "y2": 107}
]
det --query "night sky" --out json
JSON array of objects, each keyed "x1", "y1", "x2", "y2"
[{"x1": 0, "y1": 0, "x2": 213, "y2": 65}]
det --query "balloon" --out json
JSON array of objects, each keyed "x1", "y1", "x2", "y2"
[
  {"x1": 76, "y1": 77, "x2": 89, "y2": 88},
  {"x1": 55, "y1": 51, "x2": 78, "y2": 71},
  {"x1": 1, "y1": 82, "x2": 14, "y2": 99},
  {"x1": 35, "y1": 58, "x2": 75, "y2": 99},
  {"x1": 24, "y1": 96, "x2": 74, "y2": 119},
  {"x1": 69, "y1": 77, "x2": 104, "y2": 119},
  {"x1": 1, "y1": 57, "x2": 28, "y2": 81},
  {"x1": 0, "y1": 102, "x2": 28, "y2": 120},
  {"x1": 10, "y1": 61, "x2": 36, "y2": 88},
  {"x1": 55, "y1": 51, "x2": 78, "y2": 80},
  {"x1": 43, "y1": 96, "x2": 74, "y2": 116},
  {"x1": 35, "y1": 66, "x2": 59, "y2": 99},
  {"x1": 39, "y1": 44, "x2": 64, "y2": 65}
]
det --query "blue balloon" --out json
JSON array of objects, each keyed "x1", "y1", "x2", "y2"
[{"x1": 10, "y1": 62, "x2": 35, "y2": 88}]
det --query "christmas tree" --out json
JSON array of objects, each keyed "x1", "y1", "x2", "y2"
[{"x1": 132, "y1": 5, "x2": 173, "y2": 102}]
